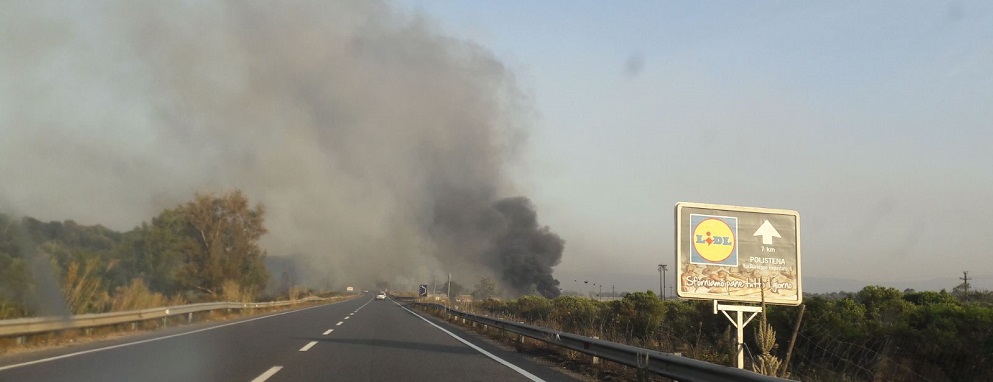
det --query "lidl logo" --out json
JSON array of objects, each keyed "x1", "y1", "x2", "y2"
[{"x1": 690, "y1": 214, "x2": 738, "y2": 266}]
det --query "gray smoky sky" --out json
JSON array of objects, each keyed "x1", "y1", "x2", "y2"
[{"x1": 0, "y1": 1, "x2": 563, "y2": 295}]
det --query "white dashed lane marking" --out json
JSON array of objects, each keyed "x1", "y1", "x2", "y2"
[
  {"x1": 323, "y1": 329, "x2": 334, "y2": 335},
  {"x1": 335, "y1": 321, "x2": 343, "y2": 326},
  {"x1": 0, "y1": 303, "x2": 331, "y2": 373},
  {"x1": 251, "y1": 366, "x2": 282, "y2": 382},
  {"x1": 299, "y1": 341, "x2": 318, "y2": 352}
]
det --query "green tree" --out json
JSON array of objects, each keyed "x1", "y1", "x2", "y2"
[
  {"x1": 175, "y1": 190, "x2": 269, "y2": 299},
  {"x1": 551, "y1": 296, "x2": 604, "y2": 336},
  {"x1": 515, "y1": 295, "x2": 552, "y2": 322},
  {"x1": 610, "y1": 291, "x2": 666, "y2": 341},
  {"x1": 0, "y1": 251, "x2": 30, "y2": 317},
  {"x1": 117, "y1": 209, "x2": 189, "y2": 295},
  {"x1": 903, "y1": 290, "x2": 957, "y2": 306},
  {"x1": 856, "y1": 285, "x2": 903, "y2": 313}
]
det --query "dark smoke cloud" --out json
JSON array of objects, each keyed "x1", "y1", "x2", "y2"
[
  {"x1": 488, "y1": 197, "x2": 564, "y2": 298},
  {"x1": 0, "y1": 1, "x2": 562, "y2": 296}
]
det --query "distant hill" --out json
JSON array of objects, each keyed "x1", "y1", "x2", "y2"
[
  {"x1": 804, "y1": 276, "x2": 992, "y2": 294},
  {"x1": 560, "y1": 271, "x2": 993, "y2": 296}
]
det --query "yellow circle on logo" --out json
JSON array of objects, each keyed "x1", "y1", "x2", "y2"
[{"x1": 692, "y1": 218, "x2": 736, "y2": 262}]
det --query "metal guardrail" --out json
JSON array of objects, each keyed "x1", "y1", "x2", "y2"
[
  {"x1": 0, "y1": 296, "x2": 333, "y2": 338},
  {"x1": 415, "y1": 302, "x2": 792, "y2": 382}
]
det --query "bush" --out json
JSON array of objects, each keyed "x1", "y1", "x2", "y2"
[
  {"x1": 61, "y1": 258, "x2": 109, "y2": 314},
  {"x1": 221, "y1": 279, "x2": 253, "y2": 303},
  {"x1": 515, "y1": 295, "x2": 552, "y2": 323},
  {"x1": 551, "y1": 296, "x2": 605, "y2": 336},
  {"x1": 608, "y1": 291, "x2": 666, "y2": 341},
  {"x1": 110, "y1": 279, "x2": 170, "y2": 311}
]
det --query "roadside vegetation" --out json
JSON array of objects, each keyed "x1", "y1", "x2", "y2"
[
  {"x1": 450, "y1": 286, "x2": 993, "y2": 381},
  {"x1": 0, "y1": 190, "x2": 289, "y2": 319},
  {"x1": 4, "y1": 191, "x2": 991, "y2": 380}
]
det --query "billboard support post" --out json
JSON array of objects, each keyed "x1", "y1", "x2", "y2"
[
  {"x1": 677, "y1": 202, "x2": 799, "y2": 370},
  {"x1": 713, "y1": 300, "x2": 762, "y2": 369}
]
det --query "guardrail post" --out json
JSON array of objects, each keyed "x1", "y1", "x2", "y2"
[
  {"x1": 16, "y1": 336, "x2": 24, "y2": 345},
  {"x1": 131, "y1": 322, "x2": 137, "y2": 331},
  {"x1": 162, "y1": 317, "x2": 168, "y2": 327},
  {"x1": 188, "y1": 312, "x2": 193, "y2": 323},
  {"x1": 637, "y1": 353, "x2": 650, "y2": 382},
  {"x1": 592, "y1": 337, "x2": 600, "y2": 365}
]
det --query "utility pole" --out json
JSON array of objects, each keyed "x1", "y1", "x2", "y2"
[
  {"x1": 663, "y1": 265, "x2": 668, "y2": 301},
  {"x1": 961, "y1": 271, "x2": 971, "y2": 300},
  {"x1": 658, "y1": 264, "x2": 668, "y2": 301}
]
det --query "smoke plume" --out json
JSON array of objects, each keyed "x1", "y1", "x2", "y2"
[
  {"x1": 0, "y1": 1, "x2": 562, "y2": 296},
  {"x1": 488, "y1": 197, "x2": 564, "y2": 298}
]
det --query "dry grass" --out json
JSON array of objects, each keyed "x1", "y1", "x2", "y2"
[
  {"x1": 109, "y1": 279, "x2": 175, "y2": 312},
  {"x1": 62, "y1": 259, "x2": 109, "y2": 314},
  {"x1": 220, "y1": 279, "x2": 253, "y2": 303},
  {"x1": 288, "y1": 285, "x2": 302, "y2": 302},
  {"x1": 0, "y1": 300, "x2": 20, "y2": 320}
]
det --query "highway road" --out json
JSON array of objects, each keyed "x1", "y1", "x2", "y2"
[{"x1": 0, "y1": 295, "x2": 580, "y2": 382}]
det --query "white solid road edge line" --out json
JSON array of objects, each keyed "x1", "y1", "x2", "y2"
[
  {"x1": 0, "y1": 302, "x2": 338, "y2": 372},
  {"x1": 251, "y1": 366, "x2": 283, "y2": 382},
  {"x1": 400, "y1": 305, "x2": 545, "y2": 382},
  {"x1": 298, "y1": 341, "x2": 318, "y2": 352}
]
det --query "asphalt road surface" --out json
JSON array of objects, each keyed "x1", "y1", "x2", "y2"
[{"x1": 0, "y1": 295, "x2": 580, "y2": 382}]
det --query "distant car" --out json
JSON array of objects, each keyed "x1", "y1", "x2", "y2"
[{"x1": 375, "y1": 292, "x2": 387, "y2": 301}]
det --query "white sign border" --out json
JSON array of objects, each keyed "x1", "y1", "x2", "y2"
[{"x1": 675, "y1": 202, "x2": 802, "y2": 306}]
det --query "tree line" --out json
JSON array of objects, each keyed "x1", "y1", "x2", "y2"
[
  {"x1": 0, "y1": 190, "x2": 270, "y2": 318},
  {"x1": 462, "y1": 285, "x2": 992, "y2": 381}
]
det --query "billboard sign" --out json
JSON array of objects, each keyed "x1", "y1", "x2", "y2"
[
  {"x1": 418, "y1": 284, "x2": 428, "y2": 297},
  {"x1": 675, "y1": 202, "x2": 801, "y2": 305}
]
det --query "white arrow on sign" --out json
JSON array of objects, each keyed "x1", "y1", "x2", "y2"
[{"x1": 752, "y1": 219, "x2": 781, "y2": 245}]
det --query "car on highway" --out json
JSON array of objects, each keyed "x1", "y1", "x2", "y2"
[{"x1": 375, "y1": 292, "x2": 387, "y2": 301}]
